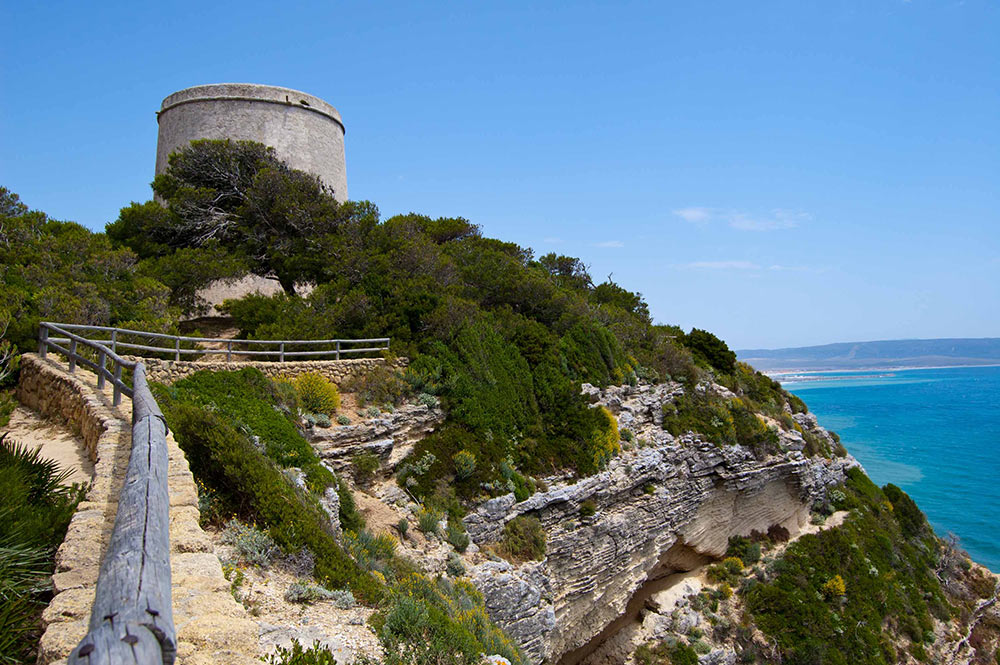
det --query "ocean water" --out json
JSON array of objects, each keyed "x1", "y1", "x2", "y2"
[{"x1": 781, "y1": 365, "x2": 1000, "y2": 572}]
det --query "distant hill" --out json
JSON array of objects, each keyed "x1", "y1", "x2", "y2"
[{"x1": 737, "y1": 337, "x2": 1000, "y2": 372}]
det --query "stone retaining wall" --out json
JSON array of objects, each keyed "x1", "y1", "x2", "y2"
[
  {"x1": 16, "y1": 354, "x2": 259, "y2": 664},
  {"x1": 134, "y1": 356, "x2": 408, "y2": 386}
]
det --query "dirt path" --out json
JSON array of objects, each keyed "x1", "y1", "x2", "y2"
[{"x1": 4, "y1": 406, "x2": 94, "y2": 485}]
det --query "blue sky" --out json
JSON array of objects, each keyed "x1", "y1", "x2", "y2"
[{"x1": 2, "y1": 1, "x2": 998, "y2": 348}]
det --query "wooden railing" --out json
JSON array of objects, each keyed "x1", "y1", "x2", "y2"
[
  {"x1": 41, "y1": 322, "x2": 390, "y2": 363},
  {"x1": 36, "y1": 321, "x2": 391, "y2": 664},
  {"x1": 38, "y1": 322, "x2": 176, "y2": 663}
]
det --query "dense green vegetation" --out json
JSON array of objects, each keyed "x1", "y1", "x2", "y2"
[
  {"x1": 0, "y1": 434, "x2": 85, "y2": 664},
  {"x1": 741, "y1": 468, "x2": 953, "y2": 665},
  {"x1": 155, "y1": 367, "x2": 521, "y2": 662},
  {"x1": 154, "y1": 368, "x2": 380, "y2": 601},
  {"x1": 371, "y1": 574, "x2": 523, "y2": 665},
  {"x1": 0, "y1": 187, "x2": 175, "y2": 352}
]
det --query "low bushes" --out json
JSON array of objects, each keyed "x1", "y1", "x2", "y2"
[
  {"x1": 741, "y1": 468, "x2": 951, "y2": 665},
  {"x1": 163, "y1": 401, "x2": 383, "y2": 602},
  {"x1": 295, "y1": 372, "x2": 341, "y2": 415},
  {"x1": 0, "y1": 433, "x2": 85, "y2": 663},
  {"x1": 495, "y1": 515, "x2": 546, "y2": 563},
  {"x1": 662, "y1": 391, "x2": 779, "y2": 456},
  {"x1": 371, "y1": 573, "x2": 523, "y2": 665}
]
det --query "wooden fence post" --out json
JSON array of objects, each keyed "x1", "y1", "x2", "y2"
[
  {"x1": 38, "y1": 325, "x2": 48, "y2": 358},
  {"x1": 280, "y1": 342, "x2": 285, "y2": 362},
  {"x1": 97, "y1": 349, "x2": 106, "y2": 390},
  {"x1": 113, "y1": 364, "x2": 123, "y2": 407},
  {"x1": 69, "y1": 339, "x2": 78, "y2": 373}
]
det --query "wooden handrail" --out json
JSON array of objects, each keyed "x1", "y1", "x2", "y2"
[
  {"x1": 67, "y1": 365, "x2": 176, "y2": 664},
  {"x1": 42, "y1": 322, "x2": 390, "y2": 361},
  {"x1": 37, "y1": 324, "x2": 177, "y2": 664}
]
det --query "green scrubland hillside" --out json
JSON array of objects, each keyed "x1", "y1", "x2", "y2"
[{"x1": 1, "y1": 140, "x2": 996, "y2": 665}]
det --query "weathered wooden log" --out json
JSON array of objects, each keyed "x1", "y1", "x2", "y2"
[{"x1": 68, "y1": 365, "x2": 175, "y2": 664}]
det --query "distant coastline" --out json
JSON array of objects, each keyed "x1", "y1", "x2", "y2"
[
  {"x1": 767, "y1": 363, "x2": 1000, "y2": 380},
  {"x1": 737, "y1": 337, "x2": 1000, "y2": 373}
]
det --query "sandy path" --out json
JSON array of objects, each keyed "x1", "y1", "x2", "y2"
[{"x1": 4, "y1": 405, "x2": 94, "y2": 485}]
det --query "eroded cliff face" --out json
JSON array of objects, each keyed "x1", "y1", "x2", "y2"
[{"x1": 463, "y1": 382, "x2": 857, "y2": 664}]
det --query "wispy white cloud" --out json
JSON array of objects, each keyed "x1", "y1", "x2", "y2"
[
  {"x1": 673, "y1": 207, "x2": 809, "y2": 231},
  {"x1": 681, "y1": 260, "x2": 761, "y2": 270},
  {"x1": 593, "y1": 240, "x2": 625, "y2": 248},
  {"x1": 672, "y1": 206, "x2": 712, "y2": 223}
]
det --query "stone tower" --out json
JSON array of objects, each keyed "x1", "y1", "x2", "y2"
[{"x1": 155, "y1": 83, "x2": 348, "y2": 201}]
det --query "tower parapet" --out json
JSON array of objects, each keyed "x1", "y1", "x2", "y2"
[{"x1": 155, "y1": 83, "x2": 348, "y2": 201}]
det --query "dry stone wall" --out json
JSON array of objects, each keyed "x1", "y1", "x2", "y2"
[
  {"x1": 17, "y1": 354, "x2": 259, "y2": 664},
  {"x1": 135, "y1": 356, "x2": 406, "y2": 386}
]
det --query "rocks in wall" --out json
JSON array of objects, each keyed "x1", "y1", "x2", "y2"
[{"x1": 134, "y1": 357, "x2": 408, "y2": 387}]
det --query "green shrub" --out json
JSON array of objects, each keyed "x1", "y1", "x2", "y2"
[
  {"x1": 742, "y1": 468, "x2": 951, "y2": 665},
  {"x1": 579, "y1": 499, "x2": 597, "y2": 518},
  {"x1": 344, "y1": 364, "x2": 408, "y2": 406},
  {"x1": 417, "y1": 392, "x2": 439, "y2": 408},
  {"x1": 372, "y1": 573, "x2": 523, "y2": 665},
  {"x1": 346, "y1": 530, "x2": 398, "y2": 571},
  {"x1": 221, "y1": 519, "x2": 278, "y2": 567},
  {"x1": 726, "y1": 536, "x2": 762, "y2": 566},
  {"x1": 163, "y1": 403, "x2": 382, "y2": 602},
  {"x1": 446, "y1": 552, "x2": 466, "y2": 577},
  {"x1": 284, "y1": 581, "x2": 338, "y2": 604},
  {"x1": 452, "y1": 450, "x2": 476, "y2": 479},
  {"x1": 271, "y1": 379, "x2": 301, "y2": 416},
  {"x1": 417, "y1": 506, "x2": 443, "y2": 537},
  {"x1": 662, "y1": 391, "x2": 778, "y2": 456},
  {"x1": 265, "y1": 639, "x2": 339, "y2": 665},
  {"x1": 352, "y1": 453, "x2": 381, "y2": 486},
  {"x1": 364, "y1": 406, "x2": 381, "y2": 418},
  {"x1": 314, "y1": 413, "x2": 331, "y2": 428},
  {"x1": 336, "y1": 414, "x2": 351, "y2": 425},
  {"x1": 396, "y1": 518, "x2": 409, "y2": 536},
  {"x1": 295, "y1": 372, "x2": 341, "y2": 415},
  {"x1": 0, "y1": 433, "x2": 85, "y2": 664},
  {"x1": 445, "y1": 521, "x2": 470, "y2": 553},
  {"x1": 496, "y1": 516, "x2": 546, "y2": 562}
]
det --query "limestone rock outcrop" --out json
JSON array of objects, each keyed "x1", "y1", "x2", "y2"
[
  {"x1": 464, "y1": 382, "x2": 858, "y2": 664},
  {"x1": 307, "y1": 402, "x2": 445, "y2": 471}
]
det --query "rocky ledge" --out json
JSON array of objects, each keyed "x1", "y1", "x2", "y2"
[
  {"x1": 464, "y1": 382, "x2": 858, "y2": 664},
  {"x1": 307, "y1": 402, "x2": 445, "y2": 472}
]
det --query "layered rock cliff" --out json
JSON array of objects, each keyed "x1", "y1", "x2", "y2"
[{"x1": 462, "y1": 381, "x2": 857, "y2": 664}]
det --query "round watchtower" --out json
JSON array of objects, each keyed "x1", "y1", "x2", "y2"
[{"x1": 155, "y1": 83, "x2": 347, "y2": 201}]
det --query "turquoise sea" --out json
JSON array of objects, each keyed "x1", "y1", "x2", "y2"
[{"x1": 781, "y1": 365, "x2": 1000, "y2": 572}]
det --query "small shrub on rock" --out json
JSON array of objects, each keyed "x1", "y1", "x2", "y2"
[
  {"x1": 314, "y1": 413, "x2": 331, "y2": 428},
  {"x1": 285, "y1": 580, "x2": 337, "y2": 604},
  {"x1": 579, "y1": 499, "x2": 597, "y2": 518},
  {"x1": 344, "y1": 364, "x2": 408, "y2": 407},
  {"x1": 352, "y1": 453, "x2": 380, "y2": 486},
  {"x1": 446, "y1": 552, "x2": 466, "y2": 577},
  {"x1": 272, "y1": 379, "x2": 301, "y2": 416},
  {"x1": 726, "y1": 536, "x2": 762, "y2": 566},
  {"x1": 264, "y1": 639, "x2": 338, "y2": 665},
  {"x1": 496, "y1": 515, "x2": 546, "y2": 562},
  {"x1": 336, "y1": 414, "x2": 351, "y2": 426},
  {"x1": 417, "y1": 392, "x2": 439, "y2": 408},
  {"x1": 364, "y1": 406, "x2": 381, "y2": 419},
  {"x1": 295, "y1": 372, "x2": 341, "y2": 415},
  {"x1": 445, "y1": 521, "x2": 470, "y2": 553},
  {"x1": 396, "y1": 518, "x2": 409, "y2": 537},
  {"x1": 222, "y1": 519, "x2": 278, "y2": 567},
  {"x1": 452, "y1": 450, "x2": 476, "y2": 479},
  {"x1": 417, "y1": 506, "x2": 443, "y2": 537}
]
